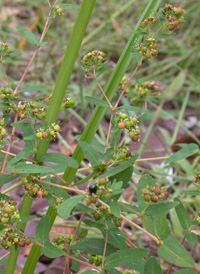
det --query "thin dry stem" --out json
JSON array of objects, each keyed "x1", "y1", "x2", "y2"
[
  {"x1": 102, "y1": 228, "x2": 109, "y2": 270},
  {"x1": 94, "y1": 75, "x2": 113, "y2": 109},
  {"x1": 104, "y1": 110, "x2": 115, "y2": 153},
  {"x1": 114, "y1": 55, "x2": 143, "y2": 108}
]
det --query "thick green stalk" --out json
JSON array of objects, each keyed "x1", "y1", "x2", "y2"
[
  {"x1": 37, "y1": 0, "x2": 96, "y2": 159},
  {"x1": 22, "y1": 1, "x2": 162, "y2": 273},
  {"x1": 21, "y1": 1, "x2": 96, "y2": 274},
  {"x1": 6, "y1": 195, "x2": 33, "y2": 274}
]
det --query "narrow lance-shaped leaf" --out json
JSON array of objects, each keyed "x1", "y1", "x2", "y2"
[
  {"x1": 57, "y1": 195, "x2": 85, "y2": 219},
  {"x1": 105, "y1": 248, "x2": 148, "y2": 269},
  {"x1": 173, "y1": 269, "x2": 197, "y2": 274},
  {"x1": 41, "y1": 241, "x2": 65, "y2": 258},
  {"x1": 174, "y1": 198, "x2": 190, "y2": 230},
  {"x1": 16, "y1": 26, "x2": 39, "y2": 45},
  {"x1": 165, "y1": 144, "x2": 199, "y2": 164},
  {"x1": 79, "y1": 141, "x2": 100, "y2": 166},
  {"x1": 144, "y1": 256, "x2": 163, "y2": 274},
  {"x1": 36, "y1": 215, "x2": 50, "y2": 244},
  {"x1": 145, "y1": 201, "x2": 179, "y2": 216},
  {"x1": 157, "y1": 235, "x2": 194, "y2": 267}
]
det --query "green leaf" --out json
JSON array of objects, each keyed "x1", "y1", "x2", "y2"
[
  {"x1": 14, "y1": 163, "x2": 52, "y2": 174},
  {"x1": 165, "y1": 70, "x2": 186, "y2": 100},
  {"x1": 154, "y1": 214, "x2": 170, "y2": 239},
  {"x1": 110, "y1": 199, "x2": 121, "y2": 217},
  {"x1": 83, "y1": 220, "x2": 105, "y2": 230},
  {"x1": 100, "y1": 155, "x2": 137, "y2": 179},
  {"x1": 137, "y1": 174, "x2": 155, "y2": 202},
  {"x1": 17, "y1": 215, "x2": 37, "y2": 223},
  {"x1": 85, "y1": 96, "x2": 109, "y2": 107},
  {"x1": 184, "y1": 231, "x2": 198, "y2": 247},
  {"x1": 165, "y1": 144, "x2": 199, "y2": 164},
  {"x1": 41, "y1": 241, "x2": 65, "y2": 258},
  {"x1": 132, "y1": 47, "x2": 141, "y2": 63},
  {"x1": 39, "y1": 153, "x2": 78, "y2": 168},
  {"x1": 0, "y1": 102, "x2": 10, "y2": 108},
  {"x1": 79, "y1": 141, "x2": 100, "y2": 166},
  {"x1": 174, "y1": 269, "x2": 197, "y2": 274},
  {"x1": 2, "y1": 50, "x2": 21, "y2": 60},
  {"x1": 16, "y1": 26, "x2": 39, "y2": 45},
  {"x1": 110, "y1": 166, "x2": 133, "y2": 190},
  {"x1": 58, "y1": 4, "x2": 80, "y2": 10},
  {"x1": 144, "y1": 256, "x2": 163, "y2": 274},
  {"x1": 75, "y1": 203, "x2": 94, "y2": 213},
  {"x1": 10, "y1": 148, "x2": 35, "y2": 164},
  {"x1": 36, "y1": 215, "x2": 50, "y2": 244},
  {"x1": 81, "y1": 272, "x2": 104, "y2": 274},
  {"x1": 182, "y1": 190, "x2": 200, "y2": 195},
  {"x1": 105, "y1": 248, "x2": 148, "y2": 268},
  {"x1": 72, "y1": 254, "x2": 80, "y2": 272},
  {"x1": 158, "y1": 235, "x2": 194, "y2": 267},
  {"x1": 145, "y1": 201, "x2": 179, "y2": 216},
  {"x1": 18, "y1": 85, "x2": 50, "y2": 93},
  {"x1": 70, "y1": 238, "x2": 116, "y2": 256},
  {"x1": 107, "y1": 229, "x2": 127, "y2": 249},
  {"x1": 57, "y1": 195, "x2": 84, "y2": 219},
  {"x1": 174, "y1": 198, "x2": 190, "y2": 230},
  {"x1": 0, "y1": 175, "x2": 18, "y2": 186},
  {"x1": 104, "y1": 270, "x2": 121, "y2": 274},
  {"x1": 11, "y1": 122, "x2": 32, "y2": 128}
]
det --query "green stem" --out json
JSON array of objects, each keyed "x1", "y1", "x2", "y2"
[
  {"x1": 6, "y1": 195, "x2": 33, "y2": 274},
  {"x1": 21, "y1": 2, "x2": 96, "y2": 274},
  {"x1": 2, "y1": 180, "x2": 24, "y2": 194},
  {"x1": 22, "y1": 1, "x2": 162, "y2": 273},
  {"x1": 170, "y1": 90, "x2": 190, "y2": 145}
]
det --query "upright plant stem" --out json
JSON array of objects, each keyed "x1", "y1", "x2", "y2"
[
  {"x1": 6, "y1": 195, "x2": 33, "y2": 274},
  {"x1": 21, "y1": 1, "x2": 96, "y2": 273}
]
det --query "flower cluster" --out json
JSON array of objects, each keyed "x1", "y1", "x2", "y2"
[
  {"x1": 139, "y1": 16, "x2": 157, "y2": 28},
  {"x1": 36, "y1": 123, "x2": 61, "y2": 140},
  {"x1": 118, "y1": 76, "x2": 129, "y2": 94},
  {"x1": 142, "y1": 185, "x2": 169, "y2": 203},
  {"x1": 88, "y1": 254, "x2": 103, "y2": 267},
  {"x1": 131, "y1": 80, "x2": 159, "y2": 105},
  {"x1": 0, "y1": 87, "x2": 15, "y2": 101},
  {"x1": 0, "y1": 228, "x2": 31, "y2": 250},
  {"x1": 54, "y1": 197, "x2": 64, "y2": 210},
  {"x1": 18, "y1": 101, "x2": 46, "y2": 120},
  {"x1": 92, "y1": 205, "x2": 123, "y2": 227},
  {"x1": 137, "y1": 37, "x2": 158, "y2": 60},
  {"x1": 116, "y1": 113, "x2": 141, "y2": 142},
  {"x1": 0, "y1": 119, "x2": 7, "y2": 141},
  {"x1": 23, "y1": 176, "x2": 48, "y2": 198},
  {"x1": 163, "y1": 4, "x2": 185, "y2": 31},
  {"x1": 53, "y1": 234, "x2": 72, "y2": 251},
  {"x1": 53, "y1": 6, "x2": 64, "y2": 16},
  {"x1": 114, "y1": 144, "x2": 131, "y2": 161},
  {"x1": 192, "y1": 171, "x2": 200, "y2": 184},
  {"x1": 82, "y1": 50, "x2": 106, "y2": 77},
  {"x1": 0, "y1": 199, "x2": 20, "y2": 224},
  {"x1": 0, "y1": 43, "x2": 10, "y2": 57}
]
